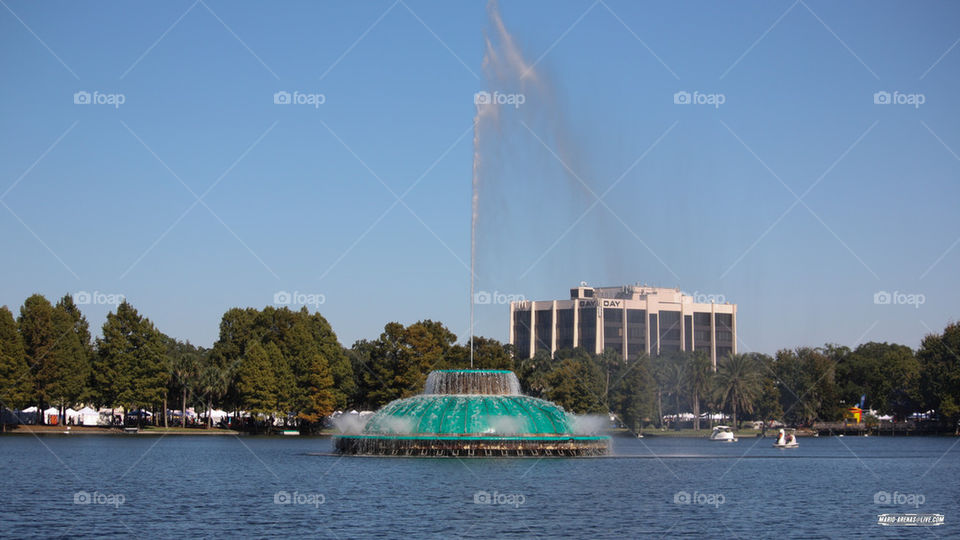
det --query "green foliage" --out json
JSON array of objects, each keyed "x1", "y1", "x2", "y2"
[
  {"x1": 18, "y1": 294, "x2": 89, "y2": 414},
  {"x1": 836, "y1": 342, "x2": 920, "y2": 419},
  {"x1": 0, "y1": 306, "x2": 33, "y2": 408},
  {"x1": 918, "y1": 323, "x2": 960, "y2": 424},
  {"x1": 775, "y1": 347, "x2": 838, "y2": 425},
  {"x1": 609, "y1": 353, "x2": 656, "y2": 433},
  {"x1": 92, "y1": 301, "x2": 167, "y2": 411},
  {"x1": 361, "y1": 320, "x2": 456, "y2": 408},
  {"x1": 236, "y1": 341, "x2": 278, "y2": 415},
  {"x1": 714, "y1": 353, "x2": 763, "y2": 428},
  {"x1": 544, "y1": 349, "x2": 606, "y2": 414},
  {"x1": 209, "y1": 306, "x2": 343, "y2": 422}
]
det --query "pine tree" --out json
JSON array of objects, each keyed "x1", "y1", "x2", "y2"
[
  {"x1": 236, "y1": 341, "x2": 278, "y2": 416},
  {"x1": 93, "y1": 302, "x2": 167, "y2": 418},
  {"x1": 0, "y1": 306, "x2": 33, "y2": 414}
]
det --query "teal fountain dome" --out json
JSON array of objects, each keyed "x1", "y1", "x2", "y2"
[{"x1": 334, "y1": 369, "x2": 610, "y2": 457}]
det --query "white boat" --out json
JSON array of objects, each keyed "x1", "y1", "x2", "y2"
[
  {"x1": 772, "y1": 428, "x2": 798, "y2": 448},
  {"x1": 709, "y1": 425, "x2": 738, "y2": 442}
]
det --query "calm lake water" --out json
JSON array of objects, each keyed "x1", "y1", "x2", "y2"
[{"x1": 1, "y1": 434, "x2": 956, "y2": 538}]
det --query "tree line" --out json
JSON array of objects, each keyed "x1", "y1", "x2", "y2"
[{"x1": 0, "y1": 292, "x2": 958, "y2": 432}]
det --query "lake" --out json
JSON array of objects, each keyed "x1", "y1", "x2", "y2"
[{"x1": 1, "y1": 434, "x2": 956, "y2": 538}]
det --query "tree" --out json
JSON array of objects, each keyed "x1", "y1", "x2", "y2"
[
  {"x1": 92, "y1": 302, "x2": 167, "y2": 421},
  {"x1": 19, "y1": 294, "x2": 86, "y2": 423},
  {"x1": 0, "y1": 306, "x2": 33, "y2": 421},
  {"x1": 836, "y1": 342, "x2": 919, "y2": 419},
  {"x1": 363, "y1": 320, "x2": 457, "y2": 408},
  {"x1": 661, "y1": 359, "x2": 685, "y2": 428},
  {"x1": 515, "y1": 349, "x2": 553, "y2": 399},
  {"x1": 544, "y1": 349, "x2": 606, "y2": 414},
  {"x1": 609, "y1": 353, "x2": 655, "y2": 434},
  {"x1": 714, "y1": 353, "x2": 763, "y2": 429},
  {"x1": 683, "y1": 351, "x2": 712, "y2": 431},
  {"x1": 918, "y1": 323, "x2": 960, "y2": 428},
  {"x1": 197, "y1": 362, "x2": 232, "y2": 428},
  {"x1": 167, "y1": 339, "x2": 204, "y2": 427},
  {"x1": 236, "y1": 341, "x2": 278, "y2": 417}
]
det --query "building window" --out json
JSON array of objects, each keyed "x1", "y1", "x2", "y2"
[
  {"x1": 535, "y1": 309, "x2": 552, "y2": 352},
  {"x1": 659, "y1": 310, "x2": 681, "y2": 353},
  {"x1": 579, "y1": 307, "x2": 596, "y2": 352},
  {"x1": 513, "y1": 310, "x2": 530, "y2": 358},
  {"x1": 626, "y1": 309, "x2": 646, "y2": 358},
  {"x1": 603, "y1": 308, "x2": 623, "y2": 356},
  {"x1": 556, "y1": 308, "x2": 574, "y2": 351},
  {"x1": 648, "y1": 313, "x2": 658, "y2": 355}
]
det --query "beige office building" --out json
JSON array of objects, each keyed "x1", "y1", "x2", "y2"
[{"x1": 509, "y1": 284, "x2": 737, "y2": 368}]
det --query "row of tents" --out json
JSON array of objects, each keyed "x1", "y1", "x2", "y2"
[{"x1": 1, "y1": 406, "x2": 235, "y2": 427}]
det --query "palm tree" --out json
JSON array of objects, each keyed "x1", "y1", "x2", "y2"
[
  {"x1": 169, "y1": 347, "x2": 200, "y2": 428},
  {"x1": 714, "y1": 353, "x2": 763, "y2": 429},
  {"x1": 684, "y1": 352, "x2": 713, "y2": 431},
  {"x1": 663, "y1": 361, "x2": 685, "y2": 429},
  {"x1": 198, "y1": 363, "x2": 233, "y2": 428}
]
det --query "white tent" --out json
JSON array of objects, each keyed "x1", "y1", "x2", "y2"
[
  {"x1": 43, "y1": 407, "x2": 60, "y2": 424},
  {"x1": 65, "y1": 408, "x2": 79, "y2": 424},
  {"x1": 75, "y1": 406, "x2": 100, "y2": 426},
  {"x1": 208, "y1": 409, "x2": 229, "y2": 422}
]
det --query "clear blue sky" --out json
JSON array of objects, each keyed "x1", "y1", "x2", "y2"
[{"x1": 1, "y1": 1, "x2": 957, "y2": 354}]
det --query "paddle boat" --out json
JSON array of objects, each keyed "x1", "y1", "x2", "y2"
[
  {"x1": 772, "y1": 428, "x2": 798, "y2": 448},
  {"x1": 708, "y1": 425, "x2": 738, "y2": 442}
]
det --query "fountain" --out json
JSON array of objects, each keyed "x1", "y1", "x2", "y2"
[{"x1": 334, "y1": 370, "x2": 610, "y2": 457}]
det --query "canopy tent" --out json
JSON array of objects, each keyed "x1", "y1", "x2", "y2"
[
  {"x1": 64, "y1": 408, "x2": 79, "y2": 424},
  {"x1": 43, "y1": 407, "x2": 60, "y2": 424},
  {"x1": 207, "y1": 409, "x2": 229, "y2": 421},
  {"x1": 75, "y1": 406, "x2": 100, "y2": 426}
]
